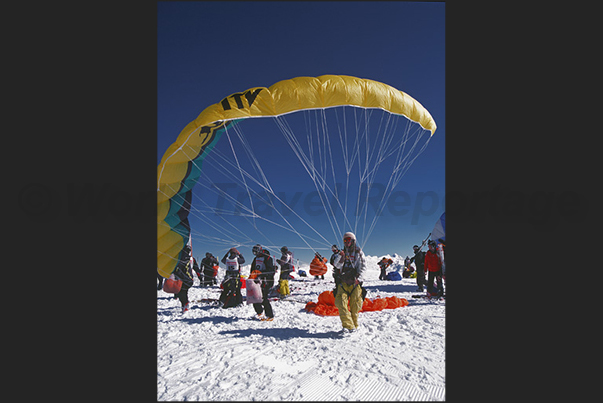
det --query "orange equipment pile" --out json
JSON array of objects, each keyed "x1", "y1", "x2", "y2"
[{"x1": 305, "y1": 290, "x2": 409, "y2": 316}]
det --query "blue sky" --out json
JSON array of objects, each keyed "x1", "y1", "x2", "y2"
[{"x1": 158, "y1": 1, "x2": 445, "y2": 265}]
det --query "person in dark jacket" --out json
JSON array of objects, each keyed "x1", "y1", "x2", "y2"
[
  {"x1": 191, "y1": 257, "x2": 202, "y2": 285},
  {"x1": 249, "y1": 244, "x2": 275, "y2": 320},
  {"x1": 173, "y1": 245, "x2": 195, "y2": 312},
  {"x1": 200, "y1": 252, "x2": 219, "y2": 286},
  {"x1": 410, "y1": 245, "x2": 427, "y2": 292},
  {"x1": 157, "y1": 272, "x2": 164, "y2": 290}
]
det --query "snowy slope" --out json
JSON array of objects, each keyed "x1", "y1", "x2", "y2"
[{"x1": 157, "y1": 254, "x2": 445, "y2": 401}]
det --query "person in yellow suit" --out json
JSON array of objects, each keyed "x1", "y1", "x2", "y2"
[
  {"x1": 276, "y1": 246, "x2": 293, "y2": 298},
  {"x1": 332, "y1": 232, "x2": 366, "y2": 334}
]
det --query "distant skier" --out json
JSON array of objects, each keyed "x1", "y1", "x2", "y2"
[
  {"x1": 332, "y1": 232, "x2": 366, "y2": 334},
  {"x1": 249, "y1": 244, "x2": 275, "y2": 321}
]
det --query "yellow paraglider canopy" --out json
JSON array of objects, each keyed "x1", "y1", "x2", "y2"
[{"x1": 158, "y1": 75, "x2": 436, "y2": 278}]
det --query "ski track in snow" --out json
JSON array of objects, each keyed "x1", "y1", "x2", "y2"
[{"x1": 158, "y1": 254, "x2": 445, "y2": 401}]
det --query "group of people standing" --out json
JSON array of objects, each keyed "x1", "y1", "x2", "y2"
[
  {"x1": 221, "y1": 244, "x2": 294, "y2": 321},
  {"x1": 157, "y1": 231, "x2": 444, "y2": 334},
  {"x1": 409, "y1": 238, "x2": 445, "y2": 296},
  {"x1": 156, "y1": 252, "x2": 220, "y2": 291},
  {"x1": 374, "y1": 238, "x2": 446, "y2": 297},
  {"x1": 157, "y1": 243, "x2": 295, "y2": 319}
]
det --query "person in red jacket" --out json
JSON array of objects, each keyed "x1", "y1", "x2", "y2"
[{"x1": 425, "y1": 240, "x2": 444, "y2": 297}]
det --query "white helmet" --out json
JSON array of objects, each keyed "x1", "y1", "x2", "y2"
[{"x1": 343, "y1": 232, "x2": 356, "y2": 241}]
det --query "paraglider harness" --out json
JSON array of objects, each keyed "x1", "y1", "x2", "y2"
[
  {"x1": 221, "y1": 266, "x2": 243, "y2": 308},
  {"x1": 333, "y1": 259, "x2": 367, "y2": 301},
  {"x1": 250, "y1": 248, "x2": 276, "y2": 291},
  {"x1": 221, "y1": 277, "x2": 242, "y2": 308},
  {"x1": 222, "y1": 269, "x2": 241, "y2": 290},
  {"x1": 340, "y1": 260, "x2": 357, "y2": 285}
]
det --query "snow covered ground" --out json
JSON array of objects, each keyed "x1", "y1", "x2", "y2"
[{"x1": 157, "y1": 254, "x2": 445, "y2": 401}]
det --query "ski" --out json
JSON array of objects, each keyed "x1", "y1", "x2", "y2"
[
  {"x1": 411, "y1": 293, "x2": 445, "y2": 300},
  {"x1": 333, "y1": 328, "x2": 361, "y2": 339},
  {"x1": 269, "y1": 296, "x2": 308, "y2": 303},
  {"x1": 251, "y1": 314, "x2": 274, "y2": 321},
  {"x1": 194, "y1": 296, "x2": 306, "y2": 304},
  {"x1": 193, "y1": 298, "x2": 220, "y2": 303}
]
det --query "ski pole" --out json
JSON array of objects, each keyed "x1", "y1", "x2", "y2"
[{"x1": 416, "y1": 232, "x2": 431, "y2": 253}]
